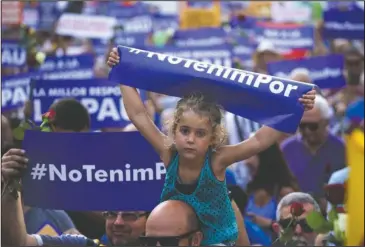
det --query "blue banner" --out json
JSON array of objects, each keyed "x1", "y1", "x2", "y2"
[
  {"x1": 1, "y1": 74, "x2": 33, "y2": 112},
  {"x1": 149, "y1": 44, "x2": 233, "y2": 67},
  {"x1": 32, "y1": 79, "x2": 146, "y2": 129},
  {"x1": 1, "y1": 69, "x2": 95, "y2": 112},
  {"x1": 22, "y1": 130, "x2": 165, "y2": 211},
  {"x1": 323, "y1": 6, "x2": 364, "y2": 40},
  {"x1": 1, "y1": 41, "x2": 27, "y2": 68},
  {"x1": 38, "y1": 54, "x2": 95, "y2": 72},
  {"x1": 172, "y1": 27, "x2": 228, "y2": 47},
  {"x1": 37, "y1": 2, "x2": 61, "y2": 31},
  {"x1": 231, "y1": 36, "x2": 256, "y2": 70},
  {"x1": 109, "y1": 46, "x2": 314, "y2": 133},
  {"x1": 254, "y1": 22, "x2": 315, "y2": 51},
  {"x1": 267, "y1": 55, "x2": 346, "y2": 89}
]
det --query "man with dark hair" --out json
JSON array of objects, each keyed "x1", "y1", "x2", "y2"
[{"x1": 44, "y1": 98, "x2": 90, "y2": 132}]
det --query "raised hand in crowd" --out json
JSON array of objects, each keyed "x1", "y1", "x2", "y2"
[
  {"x1": 299, "y1": 89, "x2": 316, "y2": 111},
  {"x1": 107, "y1": 47, "x2": 120, "y2": 67},
  {"x1": 1, "y1": 148, "x2": 28, "y2": 182}
]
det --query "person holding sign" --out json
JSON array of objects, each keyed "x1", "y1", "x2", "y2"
[{"x1": 107, "y1": 48, "x2": 316, "y2": 246}]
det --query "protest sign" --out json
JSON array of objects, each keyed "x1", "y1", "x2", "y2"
[
  {"x1": 1, "y1": 41, "x2": 27, "y2": 68},
  {"x1": 32, "y1": 78, "x2": 145, "y2": 129},
  {"x1": 323, "y1": 5, "x2": 364, "y2": 40},
  {"x1": 109, "y1": 46, "x2": 314, "y2": 133},
  {"x1": 267, "y1": 54, "x2": 346, "y2": 89},
  {"x1": 254, "y1": 22, "x2": 314, "y2": 52},
  {"x1": 1, "y1": 70, "x2": 95, "y2": 112},
  {"x1": 38, "y1": 54, "x2": 95, "y2": 72},
  {"x1": 22, "y1": 130, "x2": 165, "y2": 211},
  {"x1": 271, "y1": 2, "x2": 313, "y2": 24},
  {"x1": 173, "y1": 27, "x2": 227, "y2": 48},
  {"x1": 56, "y1": 13, "x2": 117, "y2": 39},
  {"x1": 150, "y1": 45, "x2": 232, "y2": 67}
]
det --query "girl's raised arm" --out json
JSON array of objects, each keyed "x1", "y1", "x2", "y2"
[{"x1": 108, "y1": 48, "x2": 170, "y2": 165}]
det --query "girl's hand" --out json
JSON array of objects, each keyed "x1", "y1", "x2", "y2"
[
  {"x1": 107, "y1": 47, "x2": 120, "y2": 68},
  {"x1": 299, "y1": 89, "x2": 316, "y2": 111}
]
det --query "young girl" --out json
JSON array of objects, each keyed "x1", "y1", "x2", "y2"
[{"x1": 107, "y1": 48, "x2": 315, "y2": 246}]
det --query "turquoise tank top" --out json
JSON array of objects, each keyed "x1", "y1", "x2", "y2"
[{"x1": 160, "y1": 152, "x2": 238, "y2": 245}]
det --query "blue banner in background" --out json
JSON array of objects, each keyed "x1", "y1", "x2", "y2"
[
  {"x1": 149, "y1": 44, "x2": 233, "y2": 67},
  {"x1": 1, "y1": 74, "x2": 33, "y2": 112},
  {"x1": 32, "y1": 79, "x2": 146, "y2": 129},
  {"x1": 231, "y1": 36, "x2": 256, "y2": 70},
  {"x1": 254, "y1": 22, "x2": 315, "y2": 51},
  {"x1": 109, "y1": 46, "x2": 314, "y2": 133},
  {"x1": 172, "y1": 27, "x2": 227, "y2": 47},
  {"x1": 323, "y1": 6, "x2": 364, "y2": 40},
  {"x1": 38, "y1": 54, "x2": 95, "y2": 72},
  {"x1": 267, "y1": 54, "x2": 346, "y2": 89},
  {"x1": 1, "y1": 69, "x2": 95, "y2": 112},
  {"x1": 22, "y1": 130, "x2": 165, "y2": 211},
  {"x1": 1, "y1": 41, "x2": 27, "y2": 68}
]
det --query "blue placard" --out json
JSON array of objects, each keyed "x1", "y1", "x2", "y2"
[
  {"x1": 254, "y1": 22, "x2": 315, "y2": 51},
  {"x1": 323, "y1": 5, "x2": 364, "y2": 40},
  {"x1": 1, "y1": 41, "x2": 27, "y2": 68},
  {"x1": 38, "y1": 54, "x2": 95, "y2": 72},
  {"x1": 1, "y1": 69, "x2": 95, "y2": 112},
  {"x1": 32, "y1": 78, "x2": 146, "y2": 129},
  {"x1": 267, "y1": 55, "x2": 346, "y2": 89},
  {"x1": 22, "y1": 130, "x2": 165, "y2": 211},
  {"x1": 172, "y1": 27, "x2": 228, "y2": 47},
  {"x1": 109, "y1": 46, "x2": 314, "y2": 133}
]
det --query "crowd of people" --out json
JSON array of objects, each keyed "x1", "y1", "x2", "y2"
[{"x1": 1, "y1": 1, "x2": 364, "y2": 246}]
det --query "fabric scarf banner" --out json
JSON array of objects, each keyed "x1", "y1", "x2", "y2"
[
  {"x1": 1, "y1": 40, "x2": 27, "y2": 68},
  {"x1": 1, "y1": 70, "x2": 95, "y2": 112},
  {"x1": 323, "y1": 5, "x2": 364, "y2": 40},
  {"x1": 38, "y1": 53, "x2": 95, "y2": 72},
  {"x1": 109, "y1": 46, "x2": 314, "y2": 133},
  {"x1": 32, "y1": 79, "x2": 146, "y2": 129},
  {"x1": 267, "y1": 54, "x2": 346, "y2": 89},
  {"x1": 149, "y1": 44, "x2": 233, "y2": 67},
  {"x1": 22, "y1": 130, "x2": 165, "y2": 211},
  {"x1": 254, "y1": 22, "x2": 314, "y2": 52}
]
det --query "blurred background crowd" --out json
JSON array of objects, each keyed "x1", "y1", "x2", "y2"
[{"x1": 1, "y1": 1, "x2": 364, "y2": 246}]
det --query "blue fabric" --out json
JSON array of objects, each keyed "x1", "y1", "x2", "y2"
[
  {"x1": 100, "y1": 234, "x2": 109, "y2": 245},
  {"x1": 226, "y1": 169, "x2": 237, "y2": 185},
  {"x1": 160, "y1": 152, "x2": 238, "y2": 245},
  {"x1": 37, "y1": 234, "x2": 97, "y2": 246},
  {"x1": 246, "y1": 196, "x2": 277, "y2": 220},
  {"x1": 244, "y1": 218, "x2": 272, "y2": 246}
]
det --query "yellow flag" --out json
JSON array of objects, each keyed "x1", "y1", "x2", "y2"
[
  {"x1": 37, "y1": 224, "x2": 60, "y2": 236},
  {"x1": 345, "y1": 129, "x2": 364, "y2": 246},
  {"x1": 179, "y1": 1, "x2": 221, "y2": 30}
]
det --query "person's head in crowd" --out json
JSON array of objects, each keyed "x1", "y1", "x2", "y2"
[
  {"x1": 247, "y1": 142, "x2": 298, "y2": 199},
  {"x1": 254, "y1": 40, "x2": 281, "y2": 74},
  {"x1": 273, "y1": 192, "x2": 321, "y2": 246},
  {"x1": 344, "y1": 46, "x2": 364, "y2": 85},
  {"x1": 332, "y1": 39, "x2": 351, "y2": 54},
  {"x1": 102, "y1": 211, "x2": 149, "y2": 246},
  {"x1": 299, "y1": 95, "x2": 333, "y2": 148},
  {"x1": 167, "y1": 93, "x2": 226, "y2": 160},
  {"x1": 141, "y1": 200, "x2": 203, "y2": 246},
  {"x1": 43, "y1": 98, "x2": 90, "y2": 132},
  {"x1": 1, "y1": 115, "x2": 14, "y2": 156}
]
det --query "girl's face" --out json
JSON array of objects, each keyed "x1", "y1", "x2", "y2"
[{"x1": 174, "y1": 110, "x2": 213, "y2": 160}]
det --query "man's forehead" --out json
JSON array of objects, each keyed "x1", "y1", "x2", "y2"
[{"x1": 302, "y1": 108, "x2": 322, "y2": 122}]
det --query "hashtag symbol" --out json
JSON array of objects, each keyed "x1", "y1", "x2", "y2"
[{"x1": 31, "y1": 164, "x2": 47, "y2": 180}]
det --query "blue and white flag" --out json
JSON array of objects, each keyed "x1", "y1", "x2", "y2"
[
  {"x1": 323, "y1": 5, "x2": 364, "y2": 40},
  {"x1": 22, "y1": 130, "x2": 165, "y2": 211},
  {"x1": 267, "y1": 54, "x2": 346, "y2": 89},
  {"x1": 109, "y1": 46, "x2": 314, "y2": 133},
  {"x1": 32, "y1": 78, "x2": 146, "y2": 129},
  {"x1": 254, "y1": 22, "x2": 315, "y2": 52},
  {"x1": 1, "y1": 40, "x2": 27, "y2": 68}
]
